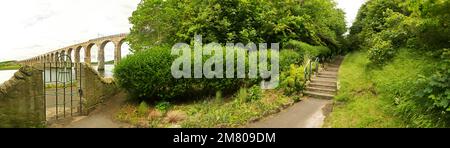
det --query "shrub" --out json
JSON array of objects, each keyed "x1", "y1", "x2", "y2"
[
  {"x1": 284, "y1": 40, "x2": 331, "y2": 59},
  {"x1": 235, "y1": 85, "x2": 262, "y2": 103},
  {"x1": 114, "y1": 45, "x2": 188, "y2": 100},
  {"x1": 417, "y1": 70, "x2": 450, "y2": 111},
  {"x1": 247, "y1": 85, "x2": 262, "y2": 102},
  {"x1": 280, "y1": 49, "x2": 303, "y2": 72},
  {"x1": 280, "y1": 64, "x2": 306, "y2": 95},
  {"x1": 284, "y1": 40, "x2": 320, "y2": 58},
  {"x1": 292, "y1": 96, "x2": 301, "y2": 102},
  {"x1": 115, "y1": 45, "x2": 280, "y2": 101},
  {"x1": 368, "y1": 37, "x2": 395, "y2": 65},
  {"x1": 416, "y1": 49, "x2": 450, "y2": 112},
  {"x1": 156, "y1": 101, "x2": 171, "y2": 112},
  {"x1": 315, "y1": 46, "x2": 331, "y2": 58},
  {"x1": 284, "y1": 40, "x2": 306, "y2": 55}
]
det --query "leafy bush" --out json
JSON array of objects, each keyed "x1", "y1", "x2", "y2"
[
  {"x1": 368, "y1": 37, "x2": 395, "y2": 65},
  {"x1": 283, "y1": 40, "x2": 306, "y2": 54},
  {"x1": 280, "y1": 49, "x2": 303, "y2": 72},
  {"x1": 315, "y1": 46, "x2": 331, "y2": 58},
  {"x1": 115, "y1": 45, "x2": 283, "y2": 101},
  {"x1": 298, "y1": 42, "x2": 318, "y2": 58},
  {"x1": 382, "y1": 10, "x2": 410, "y2": 47},
  {"x1": 417, "y1": 71, "x2": 450, "y2": 111},
  {"x1": 114, "y1": 45, "x2": 184, "y2": 100},
  {"x1": 292, "y1": 96, "x2": 301, "y2": 102},
  {"x1": 283, "y1": 40, "x2": 332, "y2": 59},
  {"x1": 413, "y1": 0, "x2": 450, "y2": 49},
  {"x1": 156, "y1": 101, "x2": 171, "y2": 112},
  {"x1": 247, "y1": 85, "x2": 262, "y2": 102},
  {"x1": 280, "y1": 64, "x2": 305, "y2": 95},
  {"x1": 415, "y1": 49, "x2": 450, "y2": 112},
  {"x1": 350, "y1": 0, "x2": 450, "y2": 52}
]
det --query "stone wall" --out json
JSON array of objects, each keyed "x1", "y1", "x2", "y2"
[
  {"x1": 0, "y1": 66, "x2": 45, "y2": 128},
  {"x1": 80, "y1": 64, "x2": 120, "y2": 114}
]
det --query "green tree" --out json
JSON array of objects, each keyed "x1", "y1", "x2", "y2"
[{"x1": 127, "y1": 0, "x2": 347, "y2": 53}]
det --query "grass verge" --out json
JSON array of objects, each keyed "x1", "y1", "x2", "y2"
[{"x1": 324, "y1": 49, "x2": 439, "y2": 127}]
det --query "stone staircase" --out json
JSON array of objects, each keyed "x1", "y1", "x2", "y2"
[{"x1": 304, "y1": 57, "x2": 343, "y2": 100}]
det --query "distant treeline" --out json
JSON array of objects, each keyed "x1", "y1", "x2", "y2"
[{"x1": 0, "y1": 61, "x2": 20, "y2": 70}]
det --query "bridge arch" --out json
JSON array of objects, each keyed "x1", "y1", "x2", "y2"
[
  {"x1": 54, "y1": 52, "x2": 59, "y2": 62},
  {"x1": 101, "y1": 40, "x2": 115, "y2": 69},
  {"x1": 67, "y1": 48, "x2": 74, "y2": 62},
  {"x1": 50, "y1": 53, "x2": 55, "y2": 62},
  {"x1": 85, "y1": 43, "x2": 97, "y2": 65},
  {"x1": 75, "y1": 46, "x2": 85, "y2": 63},
  {"x1": 60, "y1": 50, "x2": 66, "y2": 61},
  {"x1": 116, "y1": 39, "x2": 126, "y2": 64}
]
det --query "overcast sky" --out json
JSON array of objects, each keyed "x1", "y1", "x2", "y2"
[
  {"x1": 336, "y1": 0, "x2": 367, "y2": 27},
  {"x1": 0, "y1": 0, "x2": 366, "y2": 62}
]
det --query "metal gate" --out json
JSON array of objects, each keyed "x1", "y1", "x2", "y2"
[{"x1": 43, "y1": 53, "x2": 84, "y2": 121}]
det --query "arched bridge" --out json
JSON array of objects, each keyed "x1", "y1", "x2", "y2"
[{"x1": 19, "y1": 33, "x2": 128, "y2": 71}]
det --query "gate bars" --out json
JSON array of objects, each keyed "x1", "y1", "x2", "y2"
[{"x1": 43, "y1": 53, "x2": 83, "y2": 121}]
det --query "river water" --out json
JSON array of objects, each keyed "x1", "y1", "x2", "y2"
[
  {"x1": 0, "y1": 70, "x2": 17, "y2": 84},
  {"x1": 93, "y1": 64, "x2": 114, "y2": 78},
  {"x1": 44, "y1": 64, "x2": 115, "y2": 83}
]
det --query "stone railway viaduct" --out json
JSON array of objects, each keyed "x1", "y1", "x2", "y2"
[{"x1": 18, "y1": 33, "x2": 128, "y2": 70}]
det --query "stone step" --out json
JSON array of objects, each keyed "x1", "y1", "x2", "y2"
[
  {"x1": 325, "y1": 67, "x2": 339, "y2": 72},
  {"x1": 317, "y1": 74, "x2": 337, "y2": 79},
  {"x1": 319, "y1": 71, "x2": 338, "y2": 76},
  {"x1": 311, "y1": 79, "x2": 336, "y2": 85},
  {"x1": 326, "y1": 64, "x2": 340, "y2": 67},
  {"x1": 304, "y1": 91, "x2": 334, "y2": 100},
  {"x1": 311, "y1": 77, "x2": 336, "y2": 82},
  {"x1": 306, "y1": 87, "x2": 336, "y2": 94},
  {"x1": 308, "y1": 82, "x2": 336, "y2": 89},
  {"x1": 324, "y1": 70, "x2": 339, "y2": 73}
]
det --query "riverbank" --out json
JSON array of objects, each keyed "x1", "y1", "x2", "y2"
[{"x1": 0, "y1": 61, "x2": 20, "y2": 70}]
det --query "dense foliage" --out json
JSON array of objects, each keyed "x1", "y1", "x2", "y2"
[
  {"x1": 348, "y1": 0, "x2": 450, "y2": 127},
  {"x1": 349, "y1": 0, "x2": 449, "y2": 63},
  {"x1": 114, "y1": 45, "x2": 254, "y2": 100},
  {"x1": 128, "y1": 0, "x2": 346, "y2": 52},
  {"x1": 119, "y1": 0, "x2": 347, "y2": 101}
]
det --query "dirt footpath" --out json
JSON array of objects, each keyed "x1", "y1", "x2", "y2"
[{"x1": 50, "y1": 92, "x2": 132, "y2": 128}]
